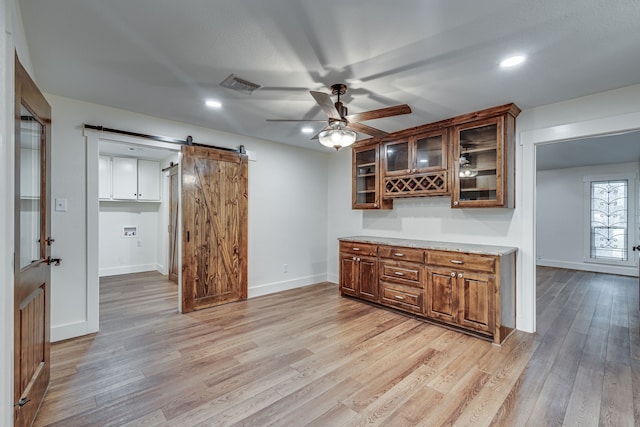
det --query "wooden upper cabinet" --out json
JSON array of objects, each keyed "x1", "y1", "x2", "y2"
[
  {"x1": 382, "y1": 129, "x2": 449, "y2": 198},
  {"x1": 352, "y1": 142, "x2": 392, "y2": 210},
  {"x1": 452, "y1": 105, "x2": 519, "y2": 208}
]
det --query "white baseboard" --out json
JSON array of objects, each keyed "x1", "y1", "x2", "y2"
[
  {"x1": 537, "y1": 259, "x2": 638, "y2": 277},
  {"x1": 99, "y1": 263, "x2": 157, "y2": 277},
  {"x1": 156, "y1": 263, "x2": 167, "y2": 275},
  {"x1": 327, "y1": 273, "x2": 338, "y2": 284},
  {"x1": 248, "y1": 274, "x2": 330, "y2": 298},
  {"x1": 51, "y1": 320, "x2": 97, "y2": 343}
]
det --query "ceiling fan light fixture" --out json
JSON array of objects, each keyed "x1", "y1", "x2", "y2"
[
  {"x1": 318, "y1": 129, "x2": 357, "y2": 150},
  {"x1": 459, "y1": 155, "x2": 478, "y2": 178}
]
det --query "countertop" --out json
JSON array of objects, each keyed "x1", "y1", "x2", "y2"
[{"x1": 339, "y1": 236, "x2": 517, "y2": 256}]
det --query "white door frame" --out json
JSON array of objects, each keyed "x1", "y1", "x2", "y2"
[{"x1": 519, "y1": 110, "x2": 640, "y2": 333}]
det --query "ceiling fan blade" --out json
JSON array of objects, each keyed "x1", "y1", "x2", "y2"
[
  {"x1": 266, "y1": 119, "x2": 327, "y2": 122},
  {"x1": 346, "y1": 104, "x2": 411, "y2": 122},
  {"x1": 346, "y1": 122, "x2": 389, "y2": 138},
  {"x1": 310, "y1": 91, "x2": 341, "y2": 120}
]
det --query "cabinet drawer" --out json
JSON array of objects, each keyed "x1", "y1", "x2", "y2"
[
  {"x1": 427, "y1": 251, "x2": 495, "y2": 273},
  {"x1": 380, "y1": 262, "x2": 422, "y2": 287},
  {"x1": 380, "y1": 282, "x2": 424, "y2": 313},
  {"x1": 340, "y1": 242, "x2": 378, "y2": 257},
  {"x1": 378, "y1": 246, "x2": 425, "y2": 263}
]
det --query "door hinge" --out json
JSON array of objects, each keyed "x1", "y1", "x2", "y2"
[{"x1": 14, "y1": 397, "x2": 29, "y2": 407}]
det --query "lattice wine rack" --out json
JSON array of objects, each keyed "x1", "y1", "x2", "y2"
[{"x1": 384, "y1": 172, "x2": 449, "y2": 198}]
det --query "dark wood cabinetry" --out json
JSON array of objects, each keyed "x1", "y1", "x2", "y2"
[
  {"x1": 452, "y1": 106, "x2": 519, "y2": 208},
  {"x1": 426, "y1": 251, "x2": 496, "y2": 334},
  {"x1": 352, "y1": 143, "x2": 392, "y2": 210},
  {"x1": 382, "y1": 130, "x2": 449, "y2": 198},
  {"x1": 351, "y1": 103, "x2": 519, "y2": 209},
  {"x1": 339, "y1": 238, "x2": 516, "y2": 344},
  {"x1": 339, "y1": 242, "x2": 378, "y2": 302}
]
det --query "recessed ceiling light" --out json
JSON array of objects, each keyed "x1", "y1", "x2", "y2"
[
  {"x1": 500, "y1": 55, "x2": 526, "y2": 68},
  {"x1": 301, "y1": 127, "x2": 314, "y2": 134},
  {"x1": 205, "y1": 99, "x2": 222, "y2": 108}
]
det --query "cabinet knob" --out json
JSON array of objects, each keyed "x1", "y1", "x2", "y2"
[
  {"x1": 454, "y1": 201, "x2": 459, "y2": 206},
  {"x1": 357, "y1": 257, "x2": 361, "y2": 262},
  {"x1": 374, "y1": 203, "x2": 378, "y2": 208},
  {"x1": 353, "y1": 257, "x2": 357, "y2": 261},
  {"x1": 407, "y1": 169, "x2": 411, "y2": 173},
  {"x1": 458, "y1": 273, "x2": 463, "y2": 278},
  {"x1": 451, "y1": 272, "x2": 456, "y2": 277}
]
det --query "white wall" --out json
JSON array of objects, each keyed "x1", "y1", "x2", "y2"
[
  {"x1": 99, "y1": 202, "x2": 161, "y2": 276},
  {"x1": 48, "y1": 93, "x2": 330, "y2": 341},
  {"x1": 537, "y1": 161, "x2": 639, "y2": 276}
]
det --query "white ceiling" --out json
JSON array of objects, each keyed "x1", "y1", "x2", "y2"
[
  {"x1": 19, "y1": 0, "x2": 640, "y2": 152},
  {"x1": 536, "y1": 131, "x2": 640, "y2": 171}
]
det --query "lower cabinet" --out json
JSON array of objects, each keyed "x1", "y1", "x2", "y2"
[
  {"x1": 339, "y1": 239, "x2": 516, "y2": 344},
  {"x1": 339, "y1": 242, "x2": 378, "y2": 302},
  {"x1": 426, "y1": 267, "x2": 494, "y2": 334}
]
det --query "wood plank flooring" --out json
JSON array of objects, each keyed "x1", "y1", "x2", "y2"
[{"x1": 33, "y1": 267, "x2": 638, "y2": 426}]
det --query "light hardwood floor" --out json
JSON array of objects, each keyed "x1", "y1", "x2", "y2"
[{"x1": 33, "y1": 267, "x2": 639, "y2": 426}]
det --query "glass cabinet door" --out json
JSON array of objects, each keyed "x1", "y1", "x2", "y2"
[
  {"x1": 454, "y1": 117, "x2": 503, "y2": 207},
  {"x1": 354, "y1": 148, "x2": 377, "y2": 205},
  {"x1": 384, "y1": 140, "x2": 410, "y2": 175},
  {"x1": 415, "y1": 133, "x2": 445, "y2": 172}
]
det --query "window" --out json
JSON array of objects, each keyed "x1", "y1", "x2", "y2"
[{"x1": 584, "y1": 173, "x2": 637, "y2": 267}]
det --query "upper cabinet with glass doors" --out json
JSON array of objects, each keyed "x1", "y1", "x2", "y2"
[
  {"x1": 452, "y1": 104, "x2": 520, "y2": 208},
  {"x1": 382, "y1": 129, "x2": 449, "y2": 198},
  {"x1": 353, "y1": 142, "x2": 392, "y2": 210}
]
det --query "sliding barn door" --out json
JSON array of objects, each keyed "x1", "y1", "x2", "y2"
[
  {"x1": 168, "y1": 165, "x2": 179, "y2": 283},
  {"x1": 181, "y1": 145, "x2": 248, "y2": 313}
]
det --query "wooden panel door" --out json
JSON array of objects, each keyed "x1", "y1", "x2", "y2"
[
  {"x1": 425, "y1": 267, "x2": 457, "y2": 324},
  {"x1": 457, "y1": 271, "x2": 495, "y2": 334},
  {"x1": 14, "y1": 56, "x2": 52, "y2": 427},
  {"x1": 181, "y1": 145, "x2": 248, "y2": 313}
]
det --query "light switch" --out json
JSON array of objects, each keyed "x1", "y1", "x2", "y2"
[{"x1": 55, "y1": 198, "x2": 67, "y2": 212}]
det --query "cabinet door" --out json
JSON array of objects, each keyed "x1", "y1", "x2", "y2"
[
  {"x1": 111, "y1": 157, "x2": 138, "y2": 200},
  {"x1": 414, "y1": 131, "x2": 447, "y2": 173},
  {"x1": 452, "y1": 116, "x2": 504, "y2": 208},
  {"x1": 353, "y1": 144, "x2": 392, "y2": 210},
  {"x1": 137, "y1": 159, "x2": 161, "y2": 201},
  {"x1": 426, "y1": 267, "x2": 457, "y2": 323},
  {"x1": 358, "y1": 256, "x2": 378, "y2": 301},
  {"x1": 340, "y1": 255, "x2": 358, "y2": 296},
  {"x1": 457, "y1": 271, "x2": 494, "y2": 334},
  {"x1": 98, "y1": 155, "x2": 111, "y2": 200},
  {"x1": 383, "y1": 139, "x2": 410, "y2": 176}
]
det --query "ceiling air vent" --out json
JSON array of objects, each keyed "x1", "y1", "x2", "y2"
[{"x1": 220, "y1": 74, "x2": 261, "y2": 94}]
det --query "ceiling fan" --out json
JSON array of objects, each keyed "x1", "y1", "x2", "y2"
[{"x1": 266, "y1": 83, "x2": 412, "y2": 150}]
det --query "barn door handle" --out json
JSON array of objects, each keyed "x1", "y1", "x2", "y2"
[
  {"x1": 187, "y1": 231, "x2": 190, "y2": 242},
  {"x1": 14, "y1": 397, "x2": 29, "y2": 407}
]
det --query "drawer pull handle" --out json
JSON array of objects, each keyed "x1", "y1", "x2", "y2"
[
  {"x1": 394, "y1": 295, "x2": 405, "y2": 300},
  {"x1": 352, "y1": 248, "x2": 360, "y2": 251},
  {"x1": 394, "y1": 253, "x2": 405, "y2": 257},
  {"x1": 450, "y1": 260, "x2": 464, "y2": 265},
  {"x1": 394, "y1": 272, "x2": 405, "y2": 276}
]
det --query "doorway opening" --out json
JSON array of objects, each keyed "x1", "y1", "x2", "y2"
[{"x1": 95, "y1": 135, "x2": 182, "y2": 318}]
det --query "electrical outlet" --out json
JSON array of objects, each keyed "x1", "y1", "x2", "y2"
[
  {"x1": 137, "y1": 240, "x2": 143, "y2": 247},
  {"x1": 282, "y1": 264, "x2": 288, "y2": 273}
]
